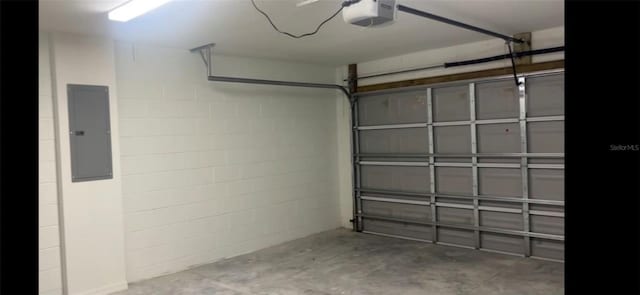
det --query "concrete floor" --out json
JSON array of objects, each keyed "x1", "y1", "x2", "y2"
[{"x1": 112, "y1": 229, "x2": 564, "y2": 295}]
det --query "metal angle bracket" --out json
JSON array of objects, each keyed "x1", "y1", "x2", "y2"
[
  {"x1": 190, "y1": 43, "x2": 215, "y2": 76},
  {"x1": 512, "y1": 33, "x2": 532, "y2": 65}
]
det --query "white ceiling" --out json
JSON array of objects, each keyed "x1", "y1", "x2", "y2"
[{"x1": 39, "y1": 0, "x2": 564, "y2": 65}]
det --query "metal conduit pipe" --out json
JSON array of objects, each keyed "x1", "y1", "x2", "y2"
[
  {"x1": 207, "y1": 75, "x2": 351, "y2": 98},
  {"x1": 396, "y1": 4, "x2": 524, "y2": 44}
]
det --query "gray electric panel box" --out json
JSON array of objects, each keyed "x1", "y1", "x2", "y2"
[{"x1": 67, "y1": 84, "x2": 113, "y2": 182}]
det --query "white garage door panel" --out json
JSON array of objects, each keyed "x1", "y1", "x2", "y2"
[
  {"x1": 480, "y1": 211, "x2": 523, "y2": 231},
  {"x1": 437, "y1": 207, "x2": 474, "y2": 226},
  {"x1": 355, "y1": 71, "x2": 564, "y2": 261},
  {"x1": 436, "y1": 167, "x2": 473, "y2": 195},
  {"x1": 358, "y1": 91, "x2": 428, "y2": 126},
  {"x1": 530, "y1": 215, "x2": 564, "y2": 236},
  {"x1": 434, "y1": 126, "x2": 472, "y2": 154},
  {"x1": 526, "y1": 74, "x2": 565, "y2": 117},
  {"x1": 477, "y1": 123, "x2": 521, "y2": 153},
  {"x1": 475, "y1": 80, "x2": 519, "y2": 120},
  {"x1": 531, "y1": 238, "x2": 564, "y2": 260},
  {"x1": 438, "y1": 228, "x2": 475, "y2": 247},
  {"x1": 433, "y1": 85, "x2": 470, "y2": 122},
  {"x1": 365, "y1": 219, "x2": 433, "y2": 241},
  {"x1": 362, "y1": 200, "x2": 432, "y2": 221},
  {"x1": 528, "y1": 122, "x2": 564, "y2": 153},
  {"x1": 478, "y1": 168, "x2": 522, "y2": 197},
  {"x1": 529, "y1": 169, "x2": 564, "y2": 201},
  {"x1": 360, "y1": 128, "x2": 429, "y2": 154},
  {"x1": 481, "y1": 232, "x2": 525, "y2": 255},
  {"x1": 361, "y1": 166, "x2": 430, "y2": 193}
]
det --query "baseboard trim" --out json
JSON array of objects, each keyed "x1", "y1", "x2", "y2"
[{"x1": 72, "y1": 281, "x2": 128, "y2": 295}]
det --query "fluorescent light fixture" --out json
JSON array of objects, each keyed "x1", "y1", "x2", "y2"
[{"x1": 108, "y1": 0, "x2": 172, "y2": 22}]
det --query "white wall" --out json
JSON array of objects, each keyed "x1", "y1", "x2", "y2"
[
  {"x1": 115, "y1": 43, "x2": 342, "y2": 282},
  {"x1": 49, "y1": 32, "x2": 128, "y2": 295},
  {"x1": 335, "y1": 26, "x2": 565, "y2": 229},
  {"x1": 39, "y1": 32, "x2": 63, "y2": 295}
]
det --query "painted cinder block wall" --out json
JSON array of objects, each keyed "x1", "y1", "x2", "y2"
[
  {"x1": 48, "y1": 32, "x2": 129, "y2": 295},
  {"x1": 114, "y1": 42, "x2": 343, "y2": 282},
  {"x1": 39, "y1": 32, "x2": 64, "y2": 295},
  {"x1": 39, "y1": 33, "x2": 344, "y2": 292}
]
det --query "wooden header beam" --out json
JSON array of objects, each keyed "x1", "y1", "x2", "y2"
[
  {"x1": 348, "y1": 64, "x2": 358, "y2": 94},
  {"x1": 356, "y1": 60, "x2": 564, "y2": 93}
]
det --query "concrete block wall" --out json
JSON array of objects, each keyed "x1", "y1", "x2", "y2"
[
  {"x1": 39, "y1": 33, "x2": 63, "y2": 295},
  {"x1": 115, "y1": 43, "x2": 342, "y2": 282},
  {"x1": 48, "y1": 32, "x2": 128, "y2": 295}
]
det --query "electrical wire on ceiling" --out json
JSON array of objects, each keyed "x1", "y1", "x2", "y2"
[{"x1": 250, "y1": 0, "x2": 345, "y2": 39}]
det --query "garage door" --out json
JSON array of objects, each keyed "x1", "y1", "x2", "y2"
[{"x1": 353, "y1": 71, "x2": 564, "y2": 261}]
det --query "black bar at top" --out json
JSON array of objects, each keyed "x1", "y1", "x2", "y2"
[{"x1": 397, "y1": 4, "x2": 524, "y2": 44}]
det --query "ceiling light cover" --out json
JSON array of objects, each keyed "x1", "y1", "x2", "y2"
[{"x1": 108, "y1": 0, "x2": 172, "y2": 22}]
